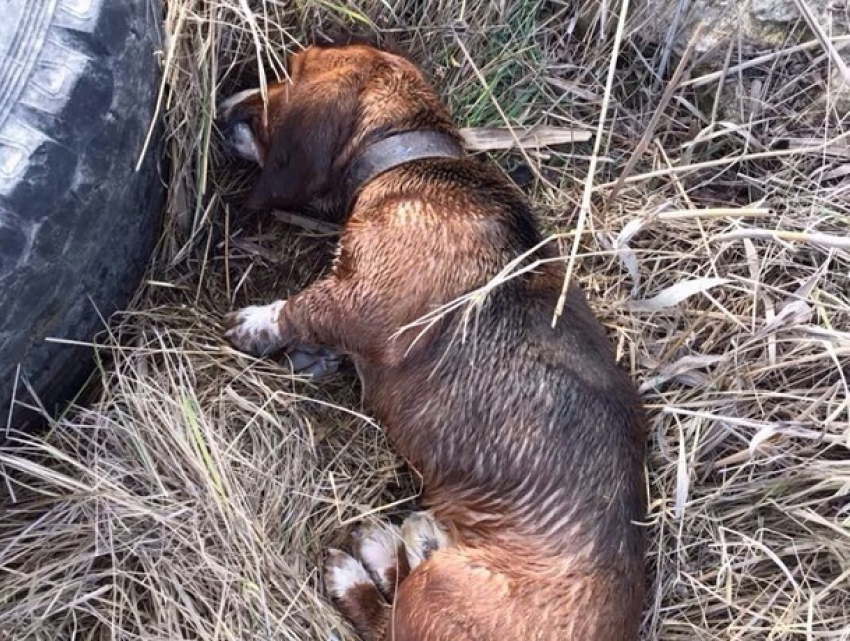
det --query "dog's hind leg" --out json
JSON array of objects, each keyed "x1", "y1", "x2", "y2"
[{"x1": 325, "y1": 512, "x2": 450, "y2": 640}]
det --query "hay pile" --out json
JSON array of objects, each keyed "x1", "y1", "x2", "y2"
[{"x1": 2, "y1": 1, "x2": 849, "y2": 639}]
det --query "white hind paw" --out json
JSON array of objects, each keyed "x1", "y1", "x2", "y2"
[
  {"x1": 400, "y1": 511, "x2": 450, "y2": 570},
  {"x1": 324, "y1": 548, "x2": 373, "y2": 600},
  {"x1": 352, "y1": 520, "x2": 404, "y2": 595}
]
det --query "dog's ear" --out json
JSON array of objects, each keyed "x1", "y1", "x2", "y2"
[{"x1": 246, "y1": 81, "x2": 358, "y2": 211}]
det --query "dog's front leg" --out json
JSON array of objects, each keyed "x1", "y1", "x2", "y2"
[{"x1": 224, "y1": 277, "x2": 352, "y2": 359}]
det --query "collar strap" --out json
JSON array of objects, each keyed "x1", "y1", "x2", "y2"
[{"x1": 346, "y1": 130, "x2": 465, "y2": 202}]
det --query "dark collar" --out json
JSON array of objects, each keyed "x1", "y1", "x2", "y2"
[{"x1": 345, "y1": 130, "x2": 465, "y2": 204}]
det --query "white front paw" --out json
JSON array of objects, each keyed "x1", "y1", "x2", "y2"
[
  {"x1": 324, "y1": 548, "x2": 374, "y2": 601},
  {"x1": 224, "y1": 301, "x2": 286, "y2": 356}
]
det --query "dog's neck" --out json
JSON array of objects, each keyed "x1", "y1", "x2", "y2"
[{"x1": 345, "y1": 130, "x2": 465, "y2": 207}]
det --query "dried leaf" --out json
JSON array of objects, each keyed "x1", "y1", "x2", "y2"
[
  {"x1": 758, "y1": 299, "x2": 813, "y2": 337},
  {"x1": 675, "y1": 425, "x2": 689, "y2": 519},
  {"x1": 460, "y1": 126, "x2": 592, "y2": 152},
  {"x1": 639, "y1": 355, "x2": 724, "y2": 392},
  {"x1": 628, "y1": 278, "x2": 731, "y2": 312},
  {"x1": 544, "y1": 77, "x2": 601, "y2": 102},
  {"x1": 615, "y1": 217, "x2": 648, "y2": 248},
  {"x1": 748, "y1": 425, "x2": 783, "y2": 457}
]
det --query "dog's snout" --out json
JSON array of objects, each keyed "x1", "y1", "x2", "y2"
[
  {"x1": 219, "y1": 119, "x2": 264, "y2": 166},
  {"x1": 217, "y1": 88, "x2": 265, "y2": 166}
]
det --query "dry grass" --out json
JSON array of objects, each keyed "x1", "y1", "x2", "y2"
[{"x1": 2, "y1": 0, "x2": 850, "y2": 639}]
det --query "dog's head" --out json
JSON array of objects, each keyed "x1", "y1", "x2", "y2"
[{"x1": 218, "y1": 41, "x2": 460, "y2": 214}]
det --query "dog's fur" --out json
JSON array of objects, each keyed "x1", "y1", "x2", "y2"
[{"x1": 220, "y1": 41, "x2": 647, "y2": 641}]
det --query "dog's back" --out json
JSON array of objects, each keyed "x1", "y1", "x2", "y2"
[{"x1": 352, "y1": 160, "x2": 646, "y2": 639}]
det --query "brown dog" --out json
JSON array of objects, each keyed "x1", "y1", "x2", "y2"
[{"x1": 219, "y1": 39, "x2": 646, "y2": 641}]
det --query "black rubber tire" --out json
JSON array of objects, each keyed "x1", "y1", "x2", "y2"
[{"x1": 0, "y1": 0, "x2": 165, "y2": 431}]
